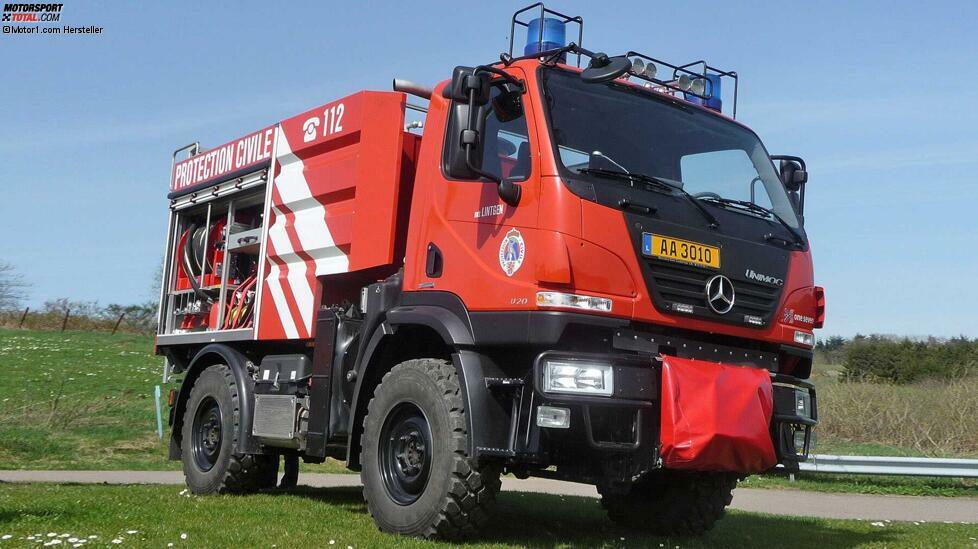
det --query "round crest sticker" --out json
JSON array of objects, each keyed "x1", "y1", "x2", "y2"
[{"x1": 498, "y1": 228, "x2": 525, "y2": 277}]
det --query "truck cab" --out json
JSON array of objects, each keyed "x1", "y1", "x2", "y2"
[{"x1": 156, "y1": 4, "x2": 822, "y2": 540}]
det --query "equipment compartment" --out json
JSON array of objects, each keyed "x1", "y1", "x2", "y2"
[
  {"x1": 157, "y1": 90, "x2": 418, "y2": 344},
  {"x1": 159, "y1": 180, "x2": 266, "y2": 336}
]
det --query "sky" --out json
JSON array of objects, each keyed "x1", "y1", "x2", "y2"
[{"x1": 1, "y1": 0, "x2": 976, "y2": 337}]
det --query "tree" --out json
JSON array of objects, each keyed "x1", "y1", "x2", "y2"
[
  {"x1": 0, "y1": 261, "x2": 29, "y2": 311},
  {"x1": 150, "y1": 262, "x2": 163, "y2": 299}
]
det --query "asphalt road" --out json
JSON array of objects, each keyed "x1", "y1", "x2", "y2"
[{"x1": 1, "y1": 470, "x2": 976, "y2": 524}]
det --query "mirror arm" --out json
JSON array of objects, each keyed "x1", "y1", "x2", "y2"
[
  {"x1": 462, "y1": 143, "x2": 521, "y2": 207},
  {"x1": 474, "y1": 65, "x2": 526, "y2": 93}
]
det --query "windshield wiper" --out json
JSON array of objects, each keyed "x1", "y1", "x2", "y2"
[
  {"x1": 577, "y1": 167, "x2": 673, "y2": 192},
  {"x1": 576, "y1": 168, "x2": 719, "y2": 229},
  {"x1": 700, "y1": 197, "x2": 805, "y2": 249}
]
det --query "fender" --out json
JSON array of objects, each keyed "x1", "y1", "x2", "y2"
[
  {"x1": 344, "y1": 323, "x2": 510, "y2": 466},
  {"x1": 453, "y1": 349, "x2": 512, "y2": 461},
  {"x1": 344, "y1": 295, "x2": 488, "y2": 467},
  {"x1": 169, "y1": 343, "x2": 260, "y2": 459},
  {"x1": 386, "y1": 305, "x2": 475, "y2": 346},
  {"x1": 344, "y1": 322, "x2": 392, "y2": 467},
  {"x1": 349, "y1": 294, "x2": 475, "y2": 426}
]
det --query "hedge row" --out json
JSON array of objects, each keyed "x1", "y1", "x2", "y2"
[{"x1": 839, "y1": 336, "x2": 978, "y2": 383}]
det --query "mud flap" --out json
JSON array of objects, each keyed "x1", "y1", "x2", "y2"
[{"x1": 659, "y1": 355, "x2": 777, "y2": 473}]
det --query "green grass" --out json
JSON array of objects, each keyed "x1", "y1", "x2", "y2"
[
  {"x1": 0, "y1": 329, "x2": 171, "y2": 470},
  {"x1": 0, "y1": 328, "x2": 347, "y2": 474},
  {"x1": 0, "y1": 484, "x2": 975, "y2": 548},
  {"x1": 745, "y1": 472, "x2": 978, "y2": 498}
]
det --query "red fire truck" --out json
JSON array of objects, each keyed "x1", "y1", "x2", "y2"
[{"x1": 157, "y1": 4, "x2": 823, "y2": 539}]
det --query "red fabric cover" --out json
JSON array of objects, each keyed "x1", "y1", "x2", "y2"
[{"x1": 659, "y1": 355, "x2": 777, "y2": 473}]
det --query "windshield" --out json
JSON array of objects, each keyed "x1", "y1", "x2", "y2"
[{"x1": 541, "y1": 68, "x2": 800, "y2": 229}]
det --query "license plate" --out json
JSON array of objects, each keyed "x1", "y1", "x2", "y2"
[{"x1": 642, "y1": 233, "x2": 720, "y2": 269}]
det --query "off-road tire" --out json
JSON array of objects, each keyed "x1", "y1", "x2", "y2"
[
  {"x1": 360, "y1": 359, "x2": 501, "y2": 539},
  {"x1": 600, "y1": 471, "x2": 738, "y2": 535},
  {"x1": 181, "y1": 364, "x2": 278, "y2": 494}
]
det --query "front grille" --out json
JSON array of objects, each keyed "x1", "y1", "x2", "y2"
[{"x1": 647, "y1": 260, "x2": 782, "y2": 326}]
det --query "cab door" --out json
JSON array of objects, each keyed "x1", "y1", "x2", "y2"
[{"x1": 418, "y1": 66, "x2": 543, "y2": 311}]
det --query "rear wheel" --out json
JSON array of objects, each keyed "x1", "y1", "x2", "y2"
[
  {"x1": 181, "y1": 364, "x2": 278, "y2": 494},
  {"x1": 600, "y1": 471, "x2": 738, "y2": 535},
  {"x1": 360, "y1": 359, "x2": 500, "y2": 539}
]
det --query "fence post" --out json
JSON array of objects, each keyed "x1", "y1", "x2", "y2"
[
  {"x1": 18, "y1": 307, "x2": 29, "y2": 328},
  {"x1": 154, "y1": 385, "x2": 164, "y2": 440},
  {"x1": 61, "y1": 309, "x2": 70, "y2": 332},
  {"x1": 111, "y1": 312, "x2": 126, "y2": 335}
]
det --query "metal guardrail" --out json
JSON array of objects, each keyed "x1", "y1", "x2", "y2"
[{"x1": 795, "y1": 454, "x2": 978, "y2": 478}]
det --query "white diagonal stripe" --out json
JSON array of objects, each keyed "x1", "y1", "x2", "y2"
[{"x1": 266, "y1": 128, "x2": 350, "y2": 337}]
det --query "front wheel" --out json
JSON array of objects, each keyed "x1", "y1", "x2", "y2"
[
  {"x1": 600, "y1": 471, "x2": 738, "y2": 535},
  {"x1": 360, "y1": 359, "x2": 500, "y2": 539}
]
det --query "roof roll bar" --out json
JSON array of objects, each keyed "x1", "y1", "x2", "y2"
[
  {"x1": 509, "y1": 3, "x2": 584, "y2": 68},
  {"x1": 500, "y1": 42, "x2": 740, "y2": 119},
  {"x1": 673, "y1": 59, "x2": 740, "y2": 119}
]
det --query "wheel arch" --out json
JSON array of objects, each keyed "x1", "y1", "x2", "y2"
[
  {"x1": 169, "y1": 343, "x2": 259, "y2": 459},
  {"x1": 345, "y1": 322, "x2": 453, "y2": 469}
]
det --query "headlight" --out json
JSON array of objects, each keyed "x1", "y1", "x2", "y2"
[
  {"x1": 543, "y1": 360, "x2": 614, "y2": 396},
  {"x1": 794, "y1": 330, "x2": 815, "y2": 347},
  {"x1": 537, "y1": 291, "x2": 612, "y2": 312}
]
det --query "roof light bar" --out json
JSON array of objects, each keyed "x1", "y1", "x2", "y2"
[
  {"x1": 624, "y1": 51, "x2": 738, "y2": 117},
  {"x1": 675, "y1": 59, "x2": 738, "y2": 117}
]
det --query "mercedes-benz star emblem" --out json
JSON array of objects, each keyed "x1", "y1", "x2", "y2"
[{"x1": 705, "y1": 275, "x2": 735, "y2": 314}]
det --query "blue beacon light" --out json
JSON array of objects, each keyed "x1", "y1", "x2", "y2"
[
  {"x1": 686, "y1": 73, "x2": 723, "y2": 112},
  {"x1": 524, "y1": 17, "x2": 566, "y2": 58}
]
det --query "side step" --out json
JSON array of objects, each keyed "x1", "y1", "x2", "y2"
[
  {"x1": 479, "y1": 377, "x2": 526, "y2": 460},
  {"x1": 485, "y1": 377, "x2": 524, "y2": 389},
  {"x1": 476, "y1": 447, "x2": 517, "y2": 458}
]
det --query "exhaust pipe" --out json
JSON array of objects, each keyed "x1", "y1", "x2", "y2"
[{"x1": 393, "y1": 78, "x2": 432, "y2": 100}]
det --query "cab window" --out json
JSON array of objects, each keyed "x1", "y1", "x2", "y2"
[
  {"x1": 480, "y1": 87, "x2": 532, "y2": 182},
  {"x1": 681, "y1": 149, "x2": 775, "y2": 209}
]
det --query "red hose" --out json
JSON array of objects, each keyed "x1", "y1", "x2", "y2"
[{"x1": 225, "y1": 272, "x2": 258, "y2": 329}]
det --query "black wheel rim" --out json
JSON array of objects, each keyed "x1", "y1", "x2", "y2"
[
  {"x1": 191, "y1": 396, "x2": 223, "y2": 472},
  {"x1": 379, "y1": 402, "x2": 432, "y2": 505}
]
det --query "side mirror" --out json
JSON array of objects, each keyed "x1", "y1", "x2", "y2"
[
  {"x1": 771, "y1": 155, "x2": 808, "y2": 219},
  {"x1": 446, "y1": 66, "x2": 491, "y2": 105},
  {"x1": 442, "y1": 66, "x2": 522, "y2": 206},
  {"x1": 780, "y1": 161, "x2": 807, "y2": 192},
  {"x1": 491, "y1": 84, "x2": 524, "y2": 122},
  {"x1": 580, "y1": 53, "x2": 632, "y2": 83},
  {"x1": 444, "y1": 66, "x2": 491, "y2": 180}
]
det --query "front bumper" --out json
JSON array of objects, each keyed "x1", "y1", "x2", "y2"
[
  {"x1": 771, "y1": 374, "x2": 818, "y2": 467},
  {"x1": 479, "y1": 349, "x2": 817, "y2": 480}
]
